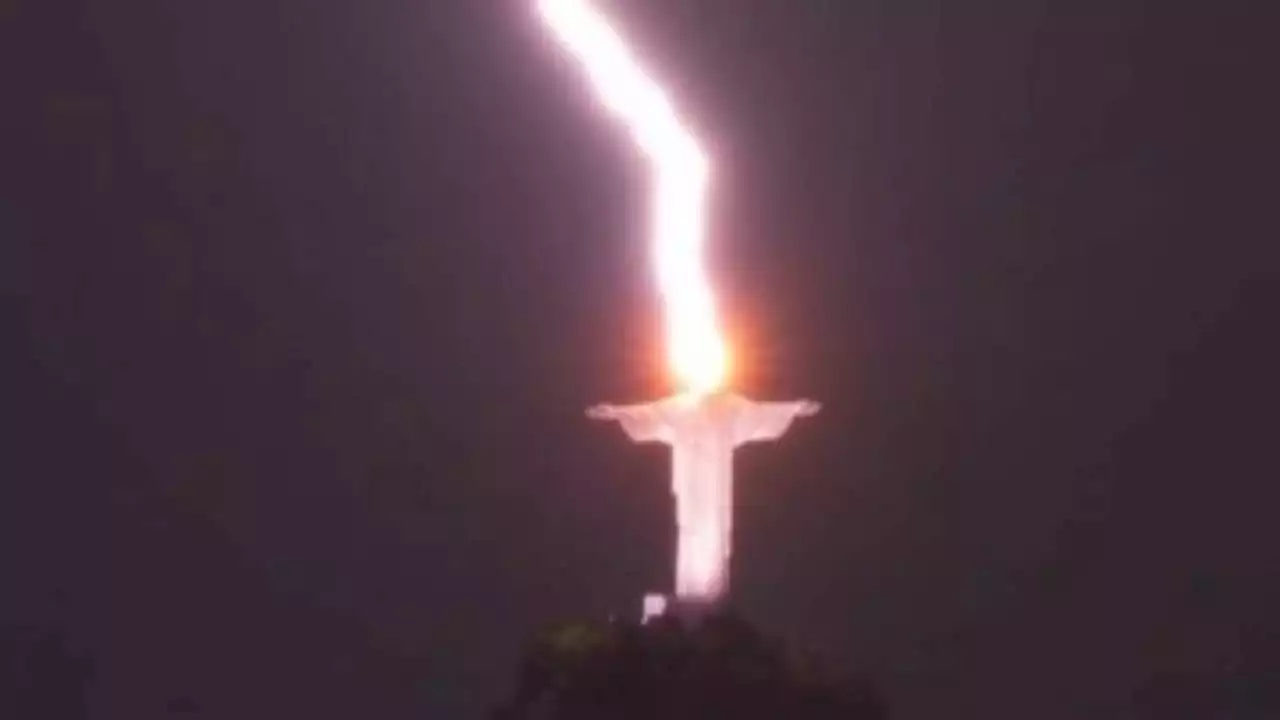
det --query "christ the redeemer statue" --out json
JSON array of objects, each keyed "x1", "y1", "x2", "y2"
[{"x1": 587, "y1": 392, "x2": 819, "y2": 605}]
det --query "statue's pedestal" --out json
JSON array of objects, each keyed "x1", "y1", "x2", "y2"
[{"x1": 641, "y1": 593, "x2": 722, "y2": 625}]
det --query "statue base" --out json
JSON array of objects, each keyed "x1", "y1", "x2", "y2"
[{"x1": 641, "y1": 593, "x2": 724, "y2": 625}]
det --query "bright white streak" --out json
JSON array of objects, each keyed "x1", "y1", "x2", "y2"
[{"x1": 537, "y1": 0, "x2": 726, "y2": 394}]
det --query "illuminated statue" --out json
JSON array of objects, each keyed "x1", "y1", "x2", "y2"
[{"x1": 588, "y1": 394, "x2": 819, "y2": 603}]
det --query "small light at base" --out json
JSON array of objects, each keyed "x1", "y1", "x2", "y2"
[{"x1": 642, "y1": 593, "x2": 668, "y2": 623}]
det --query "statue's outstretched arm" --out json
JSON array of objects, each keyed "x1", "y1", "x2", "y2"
[
  {"x1": 735, "y1": 399, "x2": 820, "y2": 444},
  {"x1": 586, "y1": 402, "x2": 674, "y2": 444}
]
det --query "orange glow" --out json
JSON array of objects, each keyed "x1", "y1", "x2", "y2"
[{"x1": 537, "y1": 0, "x2": 728, "y2": 395}]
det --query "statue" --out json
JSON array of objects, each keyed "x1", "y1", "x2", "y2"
[{"x1": 588, "y1": 392, "x2": 819, "y2": 604}]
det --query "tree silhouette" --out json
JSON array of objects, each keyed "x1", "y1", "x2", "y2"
[{"x1": 491, "y1": 611, "x2": 887, "y2": 720}]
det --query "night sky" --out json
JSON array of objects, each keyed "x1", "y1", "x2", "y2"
[{"x1": 3, "y1": 1, "x2": 1278, "y2": 718}]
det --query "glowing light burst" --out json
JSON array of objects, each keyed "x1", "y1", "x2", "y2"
[{"x1": 537, "y1": 0, "x2": 727, "y2": 394}]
